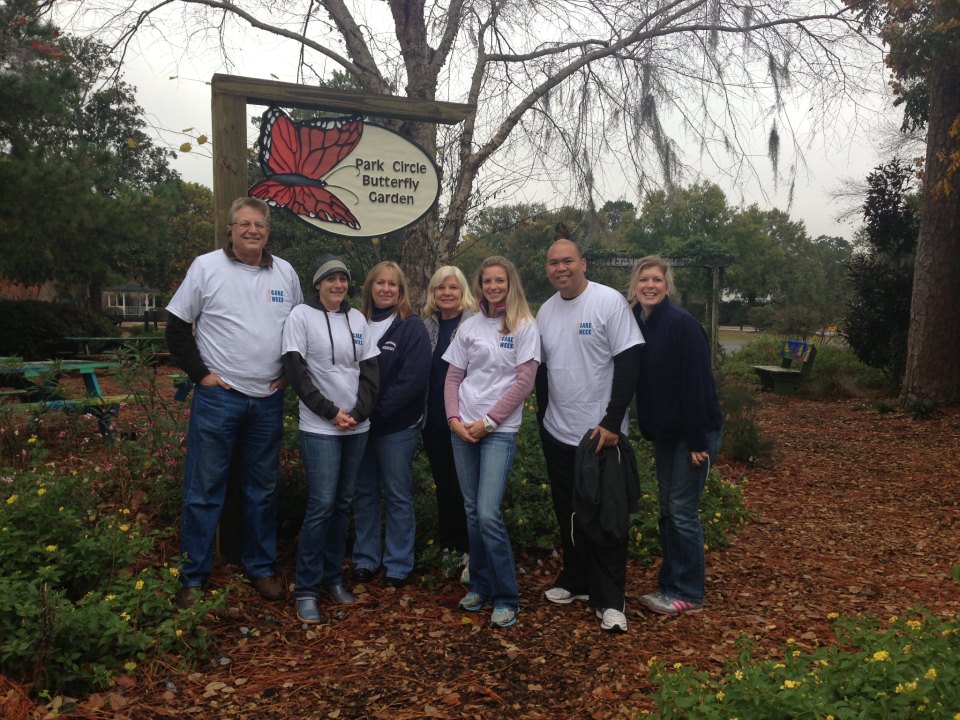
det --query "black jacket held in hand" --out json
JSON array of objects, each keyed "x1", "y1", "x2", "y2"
[{"x1": 573, "y1": 431, "x2": 640, "y2": 547}]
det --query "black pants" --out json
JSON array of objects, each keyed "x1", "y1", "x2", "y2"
[
  {"x1": 422, "y1": 425, "x2": 469, "y2": 554},
  {"x1": 540, "y1": 427, "x2": 628, "y2": 610}
]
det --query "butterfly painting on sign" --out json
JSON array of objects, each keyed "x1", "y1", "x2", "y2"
[{"x1": 249, "y1": 107, "x2": 441, "y2": 238}]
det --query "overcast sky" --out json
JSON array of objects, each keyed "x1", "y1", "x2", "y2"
[{"x1": 110, "y1": 14, "x2": 897, "y2": 243}]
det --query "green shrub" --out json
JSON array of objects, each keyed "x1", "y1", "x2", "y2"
[
  {"x1": 649, "y1": 609, "x2": 959, "y2": 719},
  {"x1": 0, "y1": 300, "x2": 118, "y2": 360},
  {"x1": 718, "y1": 373, "x2": 775, "y2": 465},
  {"x1": 0, "y1": 468, "x2": 221, "y2": 695},
  {"x1": 806, "y1": 344, "x2": 887, "y2": 398}
]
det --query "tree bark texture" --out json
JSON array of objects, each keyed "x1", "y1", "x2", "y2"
[{"x1": 900, "y1": 8, "x2": 960, "y2": 405}]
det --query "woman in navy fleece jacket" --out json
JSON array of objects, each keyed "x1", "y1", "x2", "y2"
[
  {"x1": 351, "y1": 261, "x2": 431, "y2": 587},
  {"x1": 629, "y1": 256, "x2": 722, "y2": 617}
]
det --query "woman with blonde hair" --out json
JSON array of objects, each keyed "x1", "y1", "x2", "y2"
[
  {"x1": 628, "y1": 255, "x2": 722, "y2": 616},
  {"x1": 443, "y1": 256, "x2": 540, "y2": 627},
  {"x1": 421, "y1": 266, "x2": 478, "y2": 579},
  {"x1": 351, "y1": 261, "x2": 431, "y2": 587}
]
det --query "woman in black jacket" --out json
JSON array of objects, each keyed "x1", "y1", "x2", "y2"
[
  {"x1": 630, "y1": 256, "x2": 722, "y2": 616},
  {"x1": 351, "y1": 261, "x2": 431, "y2": 587}
]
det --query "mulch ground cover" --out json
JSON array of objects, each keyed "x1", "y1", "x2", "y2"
[{"x1": 4, "y1": 393, "x2": 960, "y2": 718}]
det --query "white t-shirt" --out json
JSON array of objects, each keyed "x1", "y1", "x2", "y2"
[
  {"x1": 282, "y1": 305, "x2": 380, "y2": 436},
  {"x1": 537, "y1": 281, "x2": 644, "y2": 445},
  {"x1": 366, "y1": 314, "x2": 396, "y2": 347},
  {"x1": 443, "y1": 314, "x2": 541, "y2": 432},
  {"x1": 166, "y1": 249, "x2": 303, "y2": 397}
]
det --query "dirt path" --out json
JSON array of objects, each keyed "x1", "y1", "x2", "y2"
[{"x1": 10, "y1": 396, "x2": 960, "y2": 718}]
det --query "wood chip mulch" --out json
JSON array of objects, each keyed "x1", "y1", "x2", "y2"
[{"x1": 4, "y1": 395, "x2": 960, "y2": 718}]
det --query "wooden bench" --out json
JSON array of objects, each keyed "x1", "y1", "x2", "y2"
[{"x1": 752, "y1": 340, "x2": 817, "y2": 393}]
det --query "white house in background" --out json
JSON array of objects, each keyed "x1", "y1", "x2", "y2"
[{"x1": 101, "y1": 282, "x2": 159, "y2": 319}]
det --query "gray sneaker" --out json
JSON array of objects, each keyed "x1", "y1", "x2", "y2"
[
  {"x1": 638, "y1": 590, "x2": 665, "y2": 610},
  {"x1": 490, "y1": 606, "x2": 518, "y2": 628},
  {"x1": 296, "y1": 597, "x2": 326, "y2": 625},
  {"x1": 458, "y1": 591, "x2": 489, "y2": 612},
  {"x1": 641, "y1": 593, "x2": 703, "y2": 616}
]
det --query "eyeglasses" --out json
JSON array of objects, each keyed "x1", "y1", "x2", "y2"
[{"x1": 229, "y1": 221, "x2": 268, "y2": 231}]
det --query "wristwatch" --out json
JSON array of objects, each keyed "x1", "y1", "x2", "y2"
[{"x1": 481, "y1": 416, "x2": 496, "y2": 433}]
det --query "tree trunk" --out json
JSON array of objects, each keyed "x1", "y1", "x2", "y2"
[{"x1": 900, "y1": 15, "x2": 960, "y2": 406}]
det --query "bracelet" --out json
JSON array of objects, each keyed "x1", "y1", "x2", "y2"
[{"x1": 447, "y1": 416, "x2": 461, "y2": 425}]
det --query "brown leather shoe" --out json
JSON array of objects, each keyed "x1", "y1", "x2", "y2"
[
  {"x1": 175, "y1": 586, "x2": 201, "y2": 609},
  {"x1": 251, "y1": 575, "x2": 284, "y2": 601}
]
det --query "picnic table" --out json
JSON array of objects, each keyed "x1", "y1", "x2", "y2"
[
  {"x1": 0, "y1": 358, "x2": 130, "y2": 438},
  {"x1": 63, "y1": 336, "x2": 167, "y2": 362}
]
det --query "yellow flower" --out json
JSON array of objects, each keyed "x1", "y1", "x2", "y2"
[
  {"x1": 119, "y1": 524, "x2": 130, "y2": 532},
  {"x1": 871, "y1": 651, "x2": 891, "y2": 662},
  {"x1": 792, "y1": 650, "x2": 801, "y2": 658},
  {"x1": 827, "y1": 612, "x2": 839, "y2": 619},
  {"x1": 124, "y1": 661, "x2": 137, "y2": 671},
  {"x1": 121, "y1": 508, "x2": 130, "y2": 515},
  {"x1": 888, "y1": 615, "x2": 898, "y2": 624},
  {"x1": 773, "y1": 663, "x2": 785, "y2": 669},
  {"x1": 647, "y1": 656, "x2": 658, "y2": 667},
  {"x1": 44, "y1": 544, "x2": 57, "y2": 552},
  {"x1": 780, "y1": 680, "x2": 801, "y2": 690},
  {"x1": 673, "y1": 662, "x2": 683, "y2": 669},
  {"x1": 6, "y1": 494, "x2": 17, "y2": 505},
  {"x1": 120, "y1": 612, "x2": 131, "y2": 621},
  {"x1": 169, "y1": 567, "x2": 180, "y2": 577},
  {"x1": 175, "y1": 629, "x2": 184, "y2": 638},
  {"x1": 105, "y1": 595, "x2": 117, "y2": 601},
  {"x1": 58, "y1": 506, "x2": 64, "y2": 512},
  {"x1": 924, "y1": 668, "x2": 937, "y2": 680},
  {"x1": 786, "y1": 638, "x2": 795, "y2": 645},
  {"x1": 135, "y1": 579, "x2": 144, "y2": 590},
  {"x1": 37, "y1": 487, "x2": 46, "y2": 496},
  {"x1": 734, "y1": 670, "x2": 744, "y2": 680},
  {"x1": 906, "y1": 620, "x2": 922, "y2": 630},
  {"x1": 28, "y1": 435, "x2": 37, "y2": 445},
  {"x1": 715, "y1": 690, "x2": 725, "y2": 701}
]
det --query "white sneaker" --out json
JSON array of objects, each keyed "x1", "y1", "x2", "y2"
[
  {"x1": 596, "y1": 607, "x2": 628, "y2": 633},
  {"x1": 544, "y1": 587, "x2": 589, "y2": 605}
]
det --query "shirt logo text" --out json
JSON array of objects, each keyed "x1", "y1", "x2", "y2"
[{"x1": 578, "y1": 322, "x2": 592, "y2": 335}]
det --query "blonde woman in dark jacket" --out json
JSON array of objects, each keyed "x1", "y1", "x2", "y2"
[{"x1": 421, "y1": 266, "x2": 477, "y2": 579}]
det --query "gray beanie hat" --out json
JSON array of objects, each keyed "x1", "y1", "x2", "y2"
[{"x1": 312, "y1": 255, "x2": 350, "y2": 285}]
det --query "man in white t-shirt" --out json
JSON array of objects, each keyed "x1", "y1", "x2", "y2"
[
  {"x1": 165, "y1": 197, "x2": 303, "y2": 608},
  {"x1": 536, "y1": 235, "x2": 643, "y2": 633}
]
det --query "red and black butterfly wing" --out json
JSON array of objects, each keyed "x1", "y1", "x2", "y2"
[
  {"x1": 251, "y1": 108, "x2": 363, "y2": 229},
  {"x1": 249, "y1": 180, "x2": 360, "y2": 230},
  {"x1": 259, "y1": 108, "x2": 363, "y2": 178}
]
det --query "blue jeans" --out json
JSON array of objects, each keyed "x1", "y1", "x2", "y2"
[
  {"x1": 451, "y1": 432, "x2": 519, "y2": 610},
  {"x1": 653, "y1": 429, "x2": 722, "y2": 603},
  {"x1": 295, "y1": 430, "x2": 368, "y2": 598},
  {"x1": 180, "y1": 385, "x2": 284, "y2": 587},
  {"x1": 352, "y1": 426, "x2": 419, "y2": 579}
]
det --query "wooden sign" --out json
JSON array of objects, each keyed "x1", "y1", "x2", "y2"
[{"x1": 249, "y1": 107, "x2": 440, "y2": 238}]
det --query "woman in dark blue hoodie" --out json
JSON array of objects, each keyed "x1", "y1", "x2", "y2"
[
  {"x1": 351, "y1": 261, "x2": 431, "y2": 587},
  {"x1": 629, "y1": 256, "x2": 723, "y2": 617}
]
